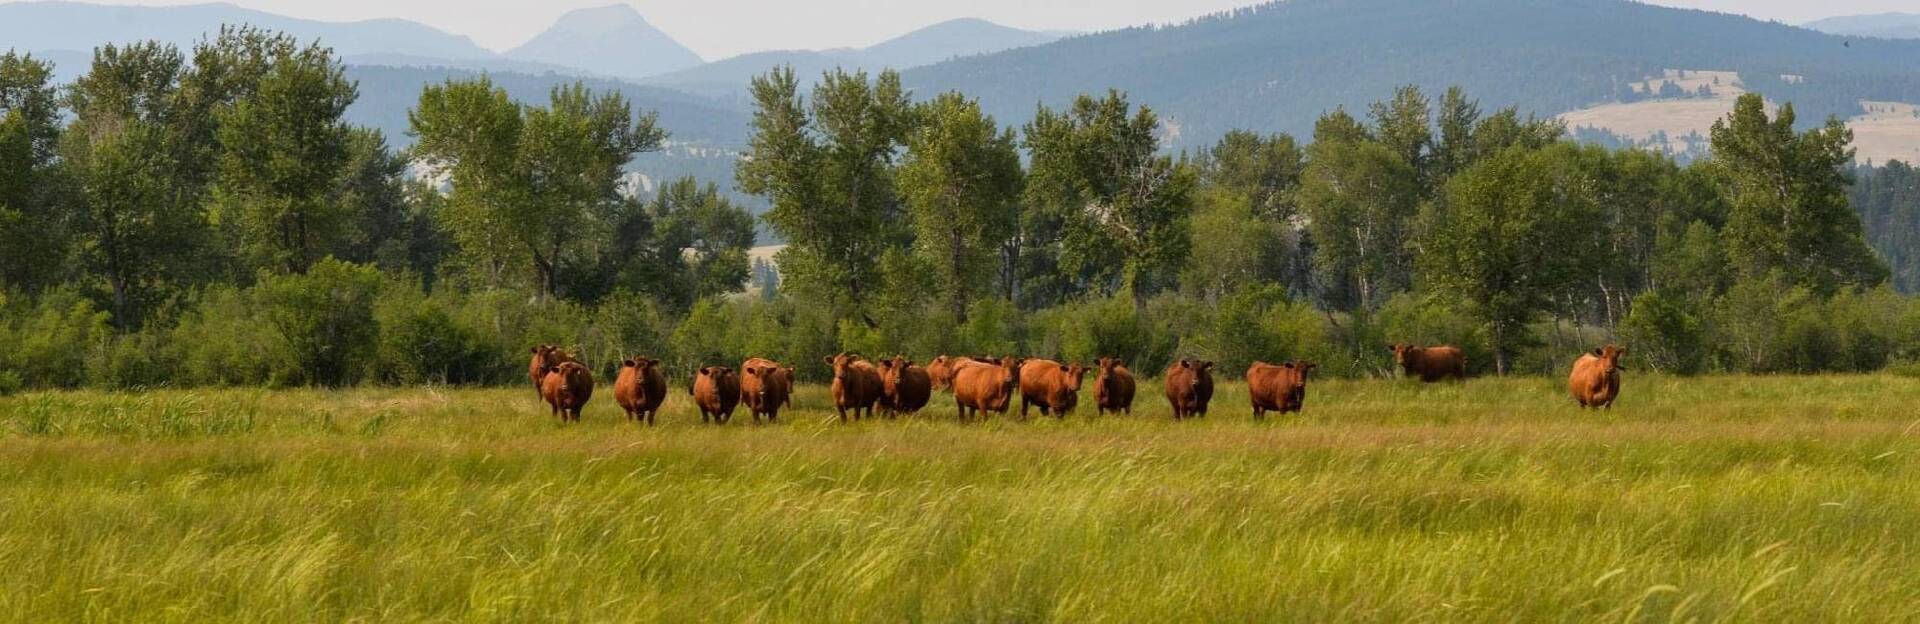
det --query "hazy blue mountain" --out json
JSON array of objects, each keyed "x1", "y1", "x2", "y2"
[
  {"x1": 505, "y1": 4, "x2": 704, "y2": 81},
  {"x1": 341, "y1": 53, "x2": 590, "y2": 77},
  {"x1": 1804, "y1": 13, "x2": 1920, "y2": 40},
  {"x1": 344, "y1": 65, "x2": 747, "y2": 146},
  {"x1": 644, "y1": 18, "x2": 1071, "y2": 101},
  {"x1": 0, "y1": 1, "x2": 493, "y2": 59},
  {"x1": 903, "y1": 0, "x2": 1920, "y2": 147}
]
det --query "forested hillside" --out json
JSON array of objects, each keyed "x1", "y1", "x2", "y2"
[{"x1": 905, "y1": 0, "x2": 1920, "y2": 146}]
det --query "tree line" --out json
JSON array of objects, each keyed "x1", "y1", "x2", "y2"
[{"x1": 2, "y1": 32, "x2": 1917, "y2": 392}]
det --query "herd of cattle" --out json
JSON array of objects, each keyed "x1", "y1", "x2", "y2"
[{"x1": 527, "y1": 342, "x2": 1630, "y2": 424}]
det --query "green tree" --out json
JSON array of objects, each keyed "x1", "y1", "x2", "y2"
[
  {"x1": 63, "y1": 42, "x2": 213, "y2": 328},
  {"x1": 1709, "y1": 93, "x2": 1886, "y2": 293},
  {"x1": 898, "y1": 92, "x2": 1023, "y2": 319},
  {"x1": 737, "y1": 67, "x2": 912, "y2": 313},
  {"x1": 0, "y1": 52, "x2": 65, "y2": 292},
  {"x1": 1299, "y1": 138, "x2": 1419, "y2": 311},
  {"x1": 1418, "y1": 144, "x2": 1607, "y2": 374},
  {"x1": 1369, "y1": 85, "x2": 1432, "y2": 188},
  {"x1": 1024, "y1": 90, "x2": 1195, "y2": 304},
  {"x1": 208, "y1": 35, "x2": 357, "y2": 274},
  {"x1": 605, "y1": 177, "x2": 755, "y2": 311},
  {"x1": 410, "y1": 78, "x2": 665, "y2": 298},
  {"x1": 1198, "y1": 129, "x2": 1305, "y2": 220}
]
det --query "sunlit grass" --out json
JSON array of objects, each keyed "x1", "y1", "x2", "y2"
[{"x1": 1, "y1": 375, "x2": 1917, "y2": 621}]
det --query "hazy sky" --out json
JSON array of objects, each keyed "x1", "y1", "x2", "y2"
[{"x1": 31, "y1": 0, "x2": 1920, "y2": 59}]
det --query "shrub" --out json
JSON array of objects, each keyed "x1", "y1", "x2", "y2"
[
  {"x1": 0, "y1": 289, "x2": 111, "y2": 389},
  {"x1": 374, "y1": 284, "x2": 494, "y2": 385},
  {"x1": 254, "y1": 258, "x2": 384, "y2": 386},
  {"x1": 167, "y1": 286, "x2": 286, "y2": 387},
  {"x1": 1620, "y1": 290, "x2": 1708, "y2": 375},
  {"x1": 1374, "y1": 292, "x2": 1491, "y2": 375}
]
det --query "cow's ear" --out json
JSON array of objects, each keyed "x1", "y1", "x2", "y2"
[
  {"x1": 698, "y1": 367, "x2": 711, "y2": 376},
  {"x1": 623, "y1": 359, "x2": 637, "y2": 367},
  {"x1": 822, "y1": 356, "x2": 833, "y2": 365},
  {"x1": 1591, "y1": 348, "x2": 1603, "y2": 357},
  {"x1": 1283, "y1": 362, "x2": 1295, "y2": 369}
]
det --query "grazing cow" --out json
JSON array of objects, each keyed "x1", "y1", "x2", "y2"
[
  {"x1": 1389, "y1": 344, "x2": 1468, "y2": 382},
  {"x1": 953, "y1": 356, "x2": 1021, "y2": 421},
  {"x1": 613, "y1": 357, "x2": 667, "y2": 425},
  {"x1": 691, "y1": 366, "x2": 741, "y2": 424},
  {"x1": 1018, "y1": 359, "x2": 1089, "y2": 418},
  {"x1": 877, "y1": 357, "x2": 933, "y2": 418},
  {"x1": 1569, "y1": 345, "x2": 1627, "y2": 409},
  {"x1": 1094, "y1": 358, "x2": 1136, "y2": 416},
  {"x1": 740, "y1": 358, "x2": 792, "y2": 423},
  {"x1": 540, "y1": 361, "x2": 594, "y2": 422},
  {"x1": 528, "y1": 345, "x2": 576, "y2": 394},
  {"x1": 1248, "y1": 360, "x2": 1317, "y2": 419},
  {"x1": 824, "y1": 353, "x2": 883, "y2": 422},
  {"x1": 1163, "y1": 359, "x2": 1216, "y2": 420}
]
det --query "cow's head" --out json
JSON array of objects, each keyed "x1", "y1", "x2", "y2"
[
  {"x1": 1061, "y1": 363, "x2": 1089, "y2": 391},
  {"x1": 553, "y1": 361, "x2": 588, "y2": 394},
  {"x1": 1592, "y1": 345, "x2": 1628, "y2": 372},
  {"x1": 824, "y1": 352, "x2": 861, "y2": 379},
  {"x1": 1389, "y1": 344, "x2": 1420, "y2": 366},
  {"x1": 1178, "y1": 359, "x2": 1214, "y2": 386}
]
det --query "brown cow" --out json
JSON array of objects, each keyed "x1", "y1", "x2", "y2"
[
  {"x1": 824, "y1": 353, "x2": 883, "y2": 422},
  {"x1": 1248, "y1": 360, "x2": 1317, "y2": 419},
  {"x1": 540, "y1": 361, "x2": 593, "y2": 422},
  {"x1": 1389, "y1": 344, "x2": 1467, "y2": 382},
  {"x1": 740, "y1": 358, "x2": 791, "y2": 423},
  {"x1": 877, "y1": 357, "x2": 933, "y2": 418},
  {"x1": 1163, "y1": 359, "x2": 1216, "y2": 420},
  {"x1": 1018, "y1": 359, "x2": 1089, "y2": 419},
  {"x1": 927, "y1": 355, "x2": 1003, "y2": 391},
  {"x1": 1569, "y1": 345, "x2": 1627, "y2": 409},
  {"x1": 1093, "y1": 357, "x2": 1136, "y2": 416},
  {"x1": 613, "y1": 357, "x2": 667, "y2": 425},
  {"x1": 953, "y1": 356, "x2": 1021, "y2": 421},
  {"x1": 691, "y1": 366, "x2": 741, "y2": 424},
  {"x1": 528, "y1": 345, "x2": 576, "y2": 394}
]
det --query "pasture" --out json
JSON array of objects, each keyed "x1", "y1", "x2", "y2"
[{"x1": 2, "y1": 375, "x2": 1919, "y2": 621}]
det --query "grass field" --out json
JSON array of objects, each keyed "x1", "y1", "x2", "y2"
[{"x1": 3, "y1": 375, "x2": 1919, "y2": 621}]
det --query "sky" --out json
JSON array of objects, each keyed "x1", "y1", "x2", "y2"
[{"x1": 26, "y1": 0, "x2": 1920, "y2": 59}]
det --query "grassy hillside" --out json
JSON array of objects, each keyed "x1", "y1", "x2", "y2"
[
  {"x1": 3, "y1": 375, "x2": 1919, "y2": 620},
  {"x1": 904, "y1": 0, "x2": 1920, "y2": 146}
]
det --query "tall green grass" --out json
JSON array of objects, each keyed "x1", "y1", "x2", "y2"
[{"x1": 1, "y1": 375, "x2": 1917, "y2": 621}]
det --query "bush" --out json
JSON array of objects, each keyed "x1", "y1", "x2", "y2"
[
  {"x1": 167, "y1": 286, "x2": 286, "y2": 387},
  {"x1": 1620, "y1": 290, "x2": 1708, "y2": 375},
  {"x1": 374, "y1": 284, "x2": 494, "y2": 385},
  {"x1": 255, "y1": 258, "x2": 384, "y2": 387},
  {"x1": 0, "y1": 289, "x2": 111, "y2": 389}
]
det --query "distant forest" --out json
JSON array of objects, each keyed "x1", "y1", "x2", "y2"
[{"x1": 3, "y1": 25, "x2": 1920, "y2": 393}]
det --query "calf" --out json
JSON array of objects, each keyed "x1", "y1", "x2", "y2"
[
  {"x1": 878, "y1": 357, "x2": 933, "y2": 418},
  {"x1": 691, "y1": 366, "x2": 741, "y2": 424},
  {"x1": 1094, "y1": 357, "x2": 1135, "y2": 416},
  {"x1": 1569, "y1": 345, "x2": 1627, "y2": 409},
  {"x1": 953, "y1": 357, "x2": 1021, "y2": 421},
  {"x1": 1389, "y1": 344, "x2": 1467, "y2": 382},
  {"x1": 540, "y1": 361, "x2": 593, "y2": 422},
  {"x1": 1248, "y1": 360, "x2": 1317, "y2": 419},
  {"x1": 740, "y1": 358, "x2": 792, "y2": 423},
  {"x1": 825, "y1": 353, "x2": 883, "y2": 422},
  {"x1": 1018, "y1": 359, "x2": 1089, "y2": 418},
  {"x1": 1163, "y1": 359, "x2": 1215, "y2": 420},
  {"x1": 614, "y1": 357, "x2": 667, "y2": 425}
]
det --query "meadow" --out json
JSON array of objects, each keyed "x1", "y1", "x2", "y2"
[{"x1": 2, "y1": 375, "x2": 1918, "y2": 622}]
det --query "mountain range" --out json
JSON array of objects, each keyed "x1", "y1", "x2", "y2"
[
  {"x1": 505, "y1": 4, "x2": 704, "y2": 81},
  {"x1": 1804, "y1": 13, "x2": 1920, "y2": 40},
  {"x1": 903, "y1": 0, "x2": 1920, "y2": 145},
  {"x1": 642, "y1": 18, "x2": 1073, "y2": 101}
]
